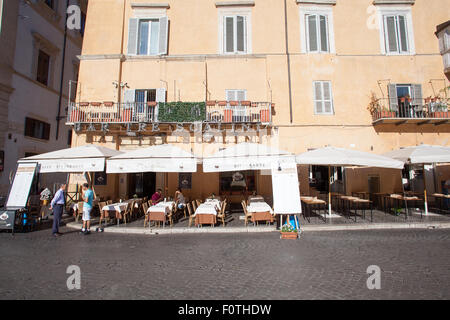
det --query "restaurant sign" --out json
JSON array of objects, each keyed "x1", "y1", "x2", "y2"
[
  {"x1": 21, "y1": 158, "x2": 106, "y2": 173},
  {"x1": 203, "y1": 155, "x2": 295, "y2": 173},
  {"x1": 106, "y1": 158, "x2": 197, "y2": 173}
]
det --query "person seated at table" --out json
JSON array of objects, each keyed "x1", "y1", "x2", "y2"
[
  {"x1": 175, "y1": 188, "x2": 186, "y2": 209},
  {"x1": 151, "y1": 189, "x2": 163, "y2": 204}
]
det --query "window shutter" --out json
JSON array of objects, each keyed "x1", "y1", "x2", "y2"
[
  {"x1": 323, "y1": 82, "x2": 332, "y2": 114},
  {"x1": 127, "y1": 18, "x2": 139, "y2": 55},
  {"x1": 385, "y1": 16, "x2": 398, "y2": 53},
  {"x1": 225, "y1": 17, "x2": 234, "y2": 53},
  {"x1": 313, "y1": 82, "x2": 323, "y2": 114},
  {"x1": 158, "y1": 16, "x2": 169, "y2": 55},
  {"x1": 398, "y1": 15, "x2": 408, "y2": 53},
  {"x1": 123, "y1": 89, "x2": 136, "y2": 106},
  {"x1": 307, "y1": 15, "x2": 318, "y2": 52},
  {"x1": 319, "y1": 15, "x2": 328, "y2": 53},
  {"x1": 236, "y1": 90, "x2": 246, "y2": 102},
  {"x1": 387, "y1": 84, "x2": 398, "y2": 111},
  {"x1": 226, "y1": 90, "x2": 236, "y2": 102},
  {"x1": 156, "y1": 88, "x2": 166, "y2": 103},
  {"x1": 236, "y1": 16, "x2": 245, "y2": 52},
  {"x1": 412, "y1": 84, "x2": 423, "y2": 110}
]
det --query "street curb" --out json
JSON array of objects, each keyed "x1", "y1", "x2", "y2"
[{"x1": 66, "y1": 221, "x2": 450, "y2": 235}]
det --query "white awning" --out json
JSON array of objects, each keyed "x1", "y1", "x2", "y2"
[
  {"x1": 18, "y1": 145, "x2": 122, "y2": 173},
  {"x1": 203, "y1": 143, "x2": 295, "y2": 172},
  {"x1": 106, "y1": 144, "x2": 198, "y2": 173},
  {"x1": 383, "y1": 145, "x2": 450, "y2": 164},
  {"x1": 296, "y1": 147, "x2": 404, "y2": 169}
]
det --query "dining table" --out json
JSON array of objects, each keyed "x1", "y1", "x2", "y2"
[
  {"x1": 431, "y1": 193, "x2": 450, "y2": 214},
  {"x1": 194, "y1": 200, "x2": 221, "y2": 226},
  {"x1": 101, "y1": 199, "x2": 137, "y2": 225},
  {"x1": 246, "y1": 201, "x2": 274, "y2": 224},
  {"x1": 147, "y1": 201, "x2": 175, "y2": 227},
  {"x1": 301, "y1": 196, "x2": 327, "y2": 222}
]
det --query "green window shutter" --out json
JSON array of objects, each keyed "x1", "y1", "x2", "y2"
[
  {"x1": 412, "y1": 84, "x2": 423, "y2": 110},
  {"x1": 127, "y1": 18, "x2": 139, "y2": 55},
  {"x1": 307, "y1": 15, "x2": 318, "y2": 52},
  {"x1": 236, "y1": 16, "x2": 245, "y2": 52},
  {"x1": 398, "y1": 15, "x2": 408, "y2": 53},
  {"x1": 225, "y1": 17, "x2": 234, "y2": 53},
  {"x1": 385, "y1": 16, "x2": 398, "y2": 53},
  {"x1": 323, "y1": 82, "x2": 332, "y2": 114},
  {"x1": 319, "y1": 15, "x2": 328, "y2": 53}
]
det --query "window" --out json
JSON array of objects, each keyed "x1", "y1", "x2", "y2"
[
  {"x1": 383, "y1": 15, "x2": 409, "y2": 54},
  {"x1": 377, "y1": 6, "x2": 415, "y2": 55},
  {"x1": 387, "y1": 83, "x2": 423, "y2": 116},
  {"x1": 299, "y1": 7, "x2": 335, "y2": 54},
  {"x1": 67, "y1": 130, "x2": 72, "y2": 146},
  {"x1": 305, "y1": 14, "x2": 329, "y2": 53},
  {"x1": 24, "y1": 117, "x2": 51, "y2": 140},
  {"x1": 220, "y1": 171, "x2": 255, "y2": 194},
  {"x1": 36, "y1": 50, "x2": 50, "y2": 86},
  {"x1": 224, "y1": 15, "x2": 247, "y2": 54},
  {"x1": 226, "y1": 89, "x2": 247, "y2": 121},
  {"x1": 127, "y1": 17, "x2": 168, "y2": 56},
  {"x1": 313, "y1": 81, "x2": 334, "y2": 114}
]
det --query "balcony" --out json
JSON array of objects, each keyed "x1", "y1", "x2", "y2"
[
  {"x1": 66, "y1": 101, "x2": 273, "y2": 125},
  {"x1": 371, "y1": 98, "x2": 450, "y2": 126}
]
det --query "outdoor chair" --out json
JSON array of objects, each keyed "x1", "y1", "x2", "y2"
[
  {"x1": 121, "y1": 201, "x2": 133, "y2": 225},
  {"x1": 187, "y1": 202, "x2": 195, "y2": 227},
  {"x1": 166, "y1": 204, "x2": 175, "y2": 227},
  {"x1": 196, "y1": 199, "x2": 202, "y2": 207},
  {"x1": 192, "y1": 200, "x2": 197, "y2": 211},
  {"x1": 142, "y1": 202, "x2": 149, "y2": 227},
  {"x1": 241, "y1": 200, "x2": 252, "y2": 226},
  {"x1": 76, "y1": 202, "x2": 84, "y2": 222},
  {"x1": 98, "y1": 201, "x2": 109, "y2": 226},
  {"x1": 217, "y1": 199, "x2": 227, "y2": 227}
]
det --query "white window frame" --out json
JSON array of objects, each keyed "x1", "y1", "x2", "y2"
[
  {"x1": 299, "y1": 6, "x2": 335, "y2": 54},
  {"x1": 137, "y1": 19, "x2": 160, "y2": 56},
  {"x1": 377, "y1": 6, "x2": 415, "y2": 55},
  {"x1": 218, "y1": 8, "x2": 252, "y2": 55},
  {"x1": 312, "y1": 81, "x2": 334, "y2": 115}
]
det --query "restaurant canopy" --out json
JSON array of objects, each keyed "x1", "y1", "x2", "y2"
[
  {"x1": 383, "y1": 144, "x2": 450, "y2": 215},
  {"x1": 106, "y1": 144, "x2": 198, "y2": 173},
  {"x1": 18, "y1": 144, "x2": 122, "y2": 173},
  {"x1": 383, "y1": 144, "x2": 450, "y2": 164},
  {"x1": 295, "y1": 147, "x2": 404, "y2": 216},
  {"x1": 203, "y1": 142, "x2": 295, "y2": 172},
  {"x1": 296, "y1": 147, "x2": 404, "y2": 169}
]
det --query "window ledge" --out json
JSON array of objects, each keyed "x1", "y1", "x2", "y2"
[
  {"x1": 131, "y1": 3, "x2": 170, "y2": 9},
  {"x1": 373, "y1": 0, "x2": 415, "y2": 5},
  {"x1": 215, "y1": 1, "x2": 255, "y2": 7},
  {"x1": 296, "y1": 0, "x2": 336, "y2": 5}
]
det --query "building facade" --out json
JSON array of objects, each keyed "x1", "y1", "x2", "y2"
[
  {"x1": 0, "y1": 0, "x2": 88, "y2": 197},
  {"x1": 69, "y1": 0, "x2": 450, "y2": 203}
]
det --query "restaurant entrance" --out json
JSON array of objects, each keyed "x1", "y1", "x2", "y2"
[{"x1": 128, "y1": 172, "x2": 156, "y2": 198}]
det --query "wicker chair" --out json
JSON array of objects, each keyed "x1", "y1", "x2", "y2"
[
  {"x1": 142, "y1": 202, "x2": 149, "y2": 227},
  {"x1": 241, "y1": 200, "x2": 252, "y2": 226},
  {"x1": 192, "y1": 200, "x2": 197, "y2": 211},
  {"x1": 187, "y1": 202, "x2": 195, "y2": 227},
  {"x1": 217, "y1": 199, "x2": 227, "y2": 227}
]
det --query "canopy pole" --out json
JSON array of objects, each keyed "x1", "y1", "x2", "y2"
[
  {"x1": 423, "y1": 164, "x2": 429, "y2": 216},
  {"x1": 328, "y1": 165, "x2": 332, "y2": 217}
]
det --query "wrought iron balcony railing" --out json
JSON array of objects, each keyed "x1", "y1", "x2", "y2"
[{"x1": 66, "y1": 101, "x2": 273, "y2": 125}]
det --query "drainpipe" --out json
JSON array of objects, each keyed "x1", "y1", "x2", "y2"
[
  {"x1": 55, "y1": 0, "x2": 70, "y2": 140},
  {"x1": 283, "y1": 0, "x2": 293, "y2": 123}
]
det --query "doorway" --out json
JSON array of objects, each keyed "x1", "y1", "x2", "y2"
[{"x1": 128, "y1": 172, "x2": 156, "y2": 198}]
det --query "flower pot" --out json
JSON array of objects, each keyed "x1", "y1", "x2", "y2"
[
  {"x1": 147, "y1": 101, "x2": 157, "y2": 107},
  {"x1": 400, "y1": 97, "x2": 405, "y2": 103},
  {"x1": 90, "y1": 102, "x2": 101, "y2": 107},
  {"x1": 380, "y1": 111, "x2": 394, "y2": 118},
  {"x1": 280, "y1": 232, "x2": 298, "y2": 240},
  {"x1": 218, "y1": 101, "x2": 227, "y2": 106},
  {"x1": 79, "y1": 102, "x2": 89, "y2": 107},
  {"x1": 103, "y1": 101, "x2": 114, "y2": 107},
  {"x1": 229, "y1": 101, "x2": 238, "y2": 106},
  {"x1": 241, "y1": 101, "x2": 251, "y2": 106},
  {"x1": 433, "y1": 112, "x2": 449, "y2": 118},
  {"x1": 206, "y1": 100, "x2": 216, "y2": 106},
  {"x1": 407, "y1": 98, "x2": 412, "y2": 103},
  {"x1": 224, "y1": 109, "x2": 233, "y2": 122}
]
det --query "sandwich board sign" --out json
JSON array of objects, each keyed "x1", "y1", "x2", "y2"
[{"x1": 1, "y1": 163, "x2": 38, "y2": 232}]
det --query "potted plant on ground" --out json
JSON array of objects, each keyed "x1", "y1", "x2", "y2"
[{"x1": 280, "y1": 223, "x2": 298, "y2": 239}]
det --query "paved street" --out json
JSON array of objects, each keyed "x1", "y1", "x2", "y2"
[{"x1": 0, "y1": 227, "x2": 449, "y2": 300}]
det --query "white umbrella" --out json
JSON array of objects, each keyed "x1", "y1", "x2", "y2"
[
  {"x1": 106, "y1": 144, "x2": 198, "y2": 173},
  {"x1": 296, "y1": 147, "x2": 404, "y2": 216},
  {"x1": 203, "y1": 142, "x2": 294, "y2": 172},
  {"x1": 384, "y1": 145, "x2": 450, "y2": 215},
  {"x1": 18, "y1": 144, "x2": 122, "y2": 173}
]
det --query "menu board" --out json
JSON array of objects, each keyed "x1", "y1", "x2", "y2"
[
  {"x1": 271, "y1": 161, "x2": 302, "y2": 215},
  {"x1": 6, "y1": 163, "x2": 38, "y2": 209}
]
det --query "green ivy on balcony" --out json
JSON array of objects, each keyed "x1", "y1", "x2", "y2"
[{"x1": 158, "y1": 102, "x2": 206, "y2": 122}]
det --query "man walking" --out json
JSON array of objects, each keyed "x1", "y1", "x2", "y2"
[
  {"x1": 50, "y1": 183, "x2": 66, "y2": 237},
  {"x1": 81, "y1": 183, "x2": 94, "y2": 235}
]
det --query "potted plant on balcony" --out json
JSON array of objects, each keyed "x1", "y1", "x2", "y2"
[
  {"x1": 90, "y1": 102, "x2": 101, "y2": 107},
  {"x1": 103, "y1": 101, "x2": 114, "y2": 107},
  {"x1": 367, "y1": 92, "x2": 394, "y2": 119},
  {"x1": 206, "y1": 100, "x2": 216, "y2": 106},
  {"x1": 147, "y1": 101, "x2": 157, "y2": 107},
  {"x1": 280, "y1": 223, "x2": 298, "y2": 240}
]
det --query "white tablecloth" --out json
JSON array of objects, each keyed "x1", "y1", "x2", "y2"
[
  {"x1": 247, "y1": 202, "x2": 273, "y2": 214},
  {"x1": 248, "y1": 196, "x2": 265, "y2": 204},
  {"x1": 102, "y1": 202, "x2": 128, "y2": 213},
  {"x1": 147, "y1": 201, "x2": 175, "y2": 215},
  {"x1": 195, "y1": 202, "x2": 221, "y2": 216}
]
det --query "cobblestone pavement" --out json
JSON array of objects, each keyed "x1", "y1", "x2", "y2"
[{"x1": 0, "y1": 228, "x2": 449, "y2": 300}]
